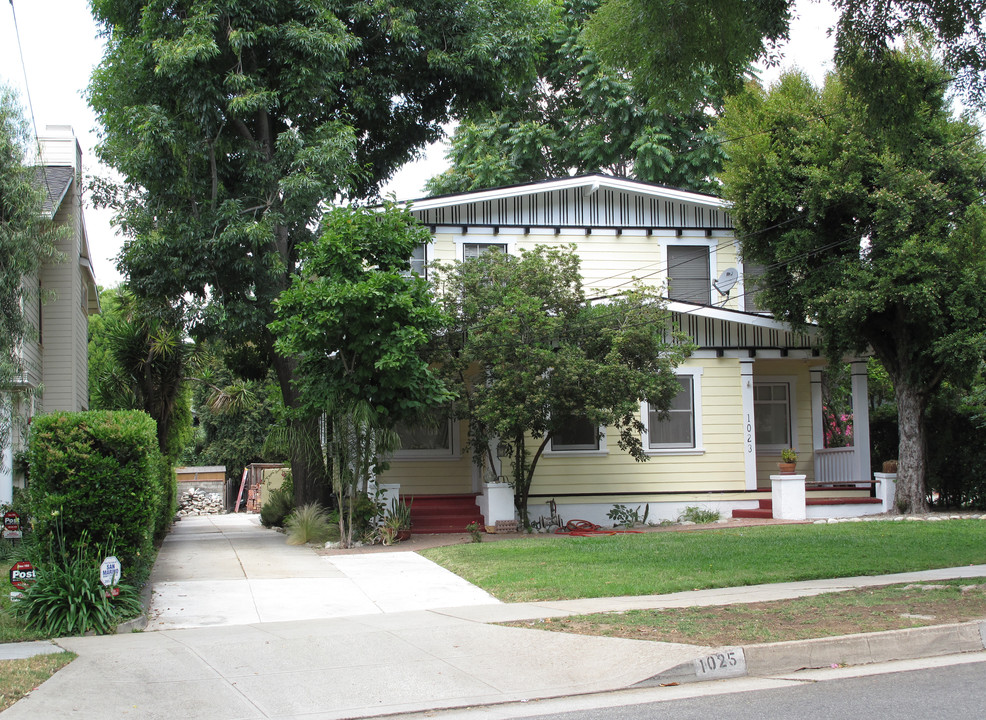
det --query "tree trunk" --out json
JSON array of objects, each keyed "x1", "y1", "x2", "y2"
[
  {"x1": 894, "y1": 381, "x2": 930, "y2": 514},
  {"x1": 270, "y1": 350, "x2": 327, "y2": 508}
]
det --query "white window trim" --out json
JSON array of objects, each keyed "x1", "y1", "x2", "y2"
[
  {"x1": 754, "y1": 375, "x2": 799, "y2": 455},
  {"x1": 664, "y1": 238, "x2": 718, "y2": 305},
  {"x1": 545, "y1": 425, "x2": 609, "y2": 457},
  {"x1": 641, "y1": 366, "x2": 705, "y2": 456},
  {"x1": 391, "y1": 418, "x2": 462, "y2": 461}
]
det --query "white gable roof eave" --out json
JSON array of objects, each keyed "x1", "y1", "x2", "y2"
[{"x1": 407, "y1": 174, "x2": 728, "y2": 212}]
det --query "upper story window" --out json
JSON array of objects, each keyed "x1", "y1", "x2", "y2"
[
  {"x1": 462, "y1": 242, "x2": 507, "y2": 260},
  {"x1": 406, "y1": 241, "x2": 427, "y2": 278},
  {"x1": 667, "y1": 246, "x2": 711, "y2": 304}
]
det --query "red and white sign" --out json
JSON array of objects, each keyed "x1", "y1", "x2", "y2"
[
  {"x1": 9, "y1": 560, "x2": 36, "y2": 590},
  {"x1": 2, "y1": 511, "x2": 21, "y2": 540}
]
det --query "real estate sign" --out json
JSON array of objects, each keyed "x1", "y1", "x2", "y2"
[{"x1": 2, "y1": 511, "x2": 21, "y2": 540}]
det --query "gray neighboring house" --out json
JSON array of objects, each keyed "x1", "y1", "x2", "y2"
[{"x1": 1, "y1": 126, "x2": 100, "y2": 505}]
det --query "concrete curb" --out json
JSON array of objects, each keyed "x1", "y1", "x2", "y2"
[
  {"x1": 113, "y1": 575, "x2": 153, "y2": 634},
  {"x1": 637, "y1": 620, "x2": 986, "y2": 686}
]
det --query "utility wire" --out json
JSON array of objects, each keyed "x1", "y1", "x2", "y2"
[{"x1": 7, "y1": 0, "x2": 50, "y2": 200}]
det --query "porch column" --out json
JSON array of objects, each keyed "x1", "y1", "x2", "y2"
[
  {"x1": 850, "y1": 359, "x2": 871, "y2": 484},
  {"x1": 810, "y1": 368, "x2": 825, "y2": 452},
  {"x1": 740, "y1": 359, "x2": 758, "y2": 490}
]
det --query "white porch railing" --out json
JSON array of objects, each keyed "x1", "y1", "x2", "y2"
[{"x1": 813, "y1": 447, "x2": 857, "y2": 484}]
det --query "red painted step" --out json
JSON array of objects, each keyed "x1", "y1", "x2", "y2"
[
  {"x1": 404, "y1": 494, "x2": 484, "y2": 534},
  {"x1": 731, "y1": 492, "x2": 882, "y2": 519}
]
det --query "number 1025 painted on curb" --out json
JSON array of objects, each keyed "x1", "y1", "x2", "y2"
[{"x1": 694, "y1": 648, "x2": 746, "y2": 678}]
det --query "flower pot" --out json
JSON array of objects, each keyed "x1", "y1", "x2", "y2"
[
  {"x1": 396, "y1": 529, "x2": 411, "y2": 542},
  {"x1": 778, "y1": 462, "x2": 797, "y2": 474}
]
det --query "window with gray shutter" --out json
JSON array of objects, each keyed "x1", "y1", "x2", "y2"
[{"x1": 667, "y1": 246, "x2": 710, "y2": 304}]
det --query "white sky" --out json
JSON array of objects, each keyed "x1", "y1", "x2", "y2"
[{"x1": 0, "y1": 0, "x2": 839, "y2": 288}]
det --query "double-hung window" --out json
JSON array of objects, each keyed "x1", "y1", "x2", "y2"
[
  {"x1": 642, "y1": 368, "x2": 704, "y2": 454},
  {"x1": 462, "y1": 242, "x2": 507, "y2": 260}
]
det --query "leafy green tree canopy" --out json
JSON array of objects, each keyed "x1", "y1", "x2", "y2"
[
  {"x1": 0, "y1": 85, "x2": 61, "y2": 457},
  {"x1": 718, "y1": 47, "x2": 986, "y2": 513},
  {"x1": 427, "y1": 0, "x2": 725, "y2": 196},
  {"x1": 271, "y1": 203, "x2": 452, "y2": 428},
  {"x1": 585, "y1": 0, "x2": 986, "y2": 107},
  {"x1": 88, "y1": 0, "x2": 549, "y2": 505},
  {"x1": 429, "y1": 245, "x2": 691, "y2": 525}
]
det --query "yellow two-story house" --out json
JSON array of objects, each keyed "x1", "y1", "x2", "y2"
[{"x1": 380, "y1": 175, "x2": 879, "y2": 529}]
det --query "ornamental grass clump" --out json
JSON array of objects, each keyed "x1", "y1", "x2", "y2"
[{"x1": 284, "y1": 502, "x2": 334, "y2": 545}]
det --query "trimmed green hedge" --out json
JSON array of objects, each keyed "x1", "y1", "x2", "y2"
[{"x1": 28, "y1": 411, "x2": 169, "y2": 579}]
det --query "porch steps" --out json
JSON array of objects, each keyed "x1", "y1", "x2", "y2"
[
  {"x1": 732, "y1": 489, "x2": 882, "y2": 519},
  {"x1": 404, "y1": 494, "x2": 484, "y2": 534}
]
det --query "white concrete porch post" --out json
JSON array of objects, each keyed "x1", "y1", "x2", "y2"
[
  {"x1": 850, "y1": 360, "x2": 872, "y2": 484},
  {"x1": 740, "y1": 359, "x2": 758, "y2": 490}
]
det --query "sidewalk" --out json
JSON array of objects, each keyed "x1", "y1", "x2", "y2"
[{"x1": 2, "y1": 515, "x2": 984, "y2": 719}]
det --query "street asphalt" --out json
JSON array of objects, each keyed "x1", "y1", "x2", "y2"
[{"x1": 2, "y1": 514, "x2": 985, "y2": 719}]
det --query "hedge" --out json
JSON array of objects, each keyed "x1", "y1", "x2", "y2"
[{"x1": 28, "y1": 410, "x2": 170, "y2": 579}]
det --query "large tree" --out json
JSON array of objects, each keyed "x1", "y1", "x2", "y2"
[
  {"x1": 88, "y1": 0, "x2": 548, "y2": 505},
  {"x1": 718, "y1": 48, "x2": 986, "y2": 513},
  {"x1": 0, "y1": 85, "x2": 61, "y2": 460},
  {"x1": 427, "y1": 0, "x2": 725, "y2": 196},
  {"x1": 585, "y1": 0, "x2": 986, "y2": 107},
  {"x1": 429, "y1": 245, "x2": 691, "y2": 526}
]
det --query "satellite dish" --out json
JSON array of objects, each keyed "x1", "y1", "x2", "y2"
[{"x1": 714, "y1": 267, "x2": 739, "y2": 296}]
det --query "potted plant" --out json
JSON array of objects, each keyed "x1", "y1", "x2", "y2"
[
  {"x1": 386, "y1": 497, "x2": 412, "y2": 542},
  {"x1": 778, "y1": 447, "x2": 798, "y2": 474}
]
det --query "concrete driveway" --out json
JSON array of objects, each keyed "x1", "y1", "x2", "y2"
[{"x1": 146, "y1": 513, "x2": 501, "y2": 629}]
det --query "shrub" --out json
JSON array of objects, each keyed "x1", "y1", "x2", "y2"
[
  {"x1": 284, "y1": 503, "x2": 334, "y2": 545},
  {"x1": 28, "y1": 411, "x2": 164, "y2": 580},
  {"x1": 678, "y1": 506, "x2": 720, "y2": 524},
  {"x1": 12, "y1": 533, "x2": 142, "y2": 636},
  {"x1": 259, "y1": 475, "x2": 294, "y2": 528}
]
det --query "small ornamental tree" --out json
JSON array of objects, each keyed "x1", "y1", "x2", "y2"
[
  {"x1": 271, "y1": 204, "x2": 452, "y2": 545},
  {"x1": 429, "y1": 245, "x2": 691, "y2": 526},
  {"x1": 718, "y1": 48, "x2": 986, "y2": 513}
]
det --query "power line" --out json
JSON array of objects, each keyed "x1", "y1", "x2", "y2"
[{"x1": 7, "y1": 0, "x2": 50, "y2": 194}]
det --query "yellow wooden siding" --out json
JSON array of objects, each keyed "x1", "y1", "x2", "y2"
[
  {"x1": 531, "y1": 359, "x2": 746, "y2": 496},
  {"x1": 427, "y1": 230, "x2": 745, "y2": 306},
  {"x1": 378, "y1": 419, "x2": 474, "y2": 494}
]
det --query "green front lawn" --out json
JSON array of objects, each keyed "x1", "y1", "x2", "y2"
[{"x1": 420, "y1": 520, "x2": 986, "y2": 602}]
